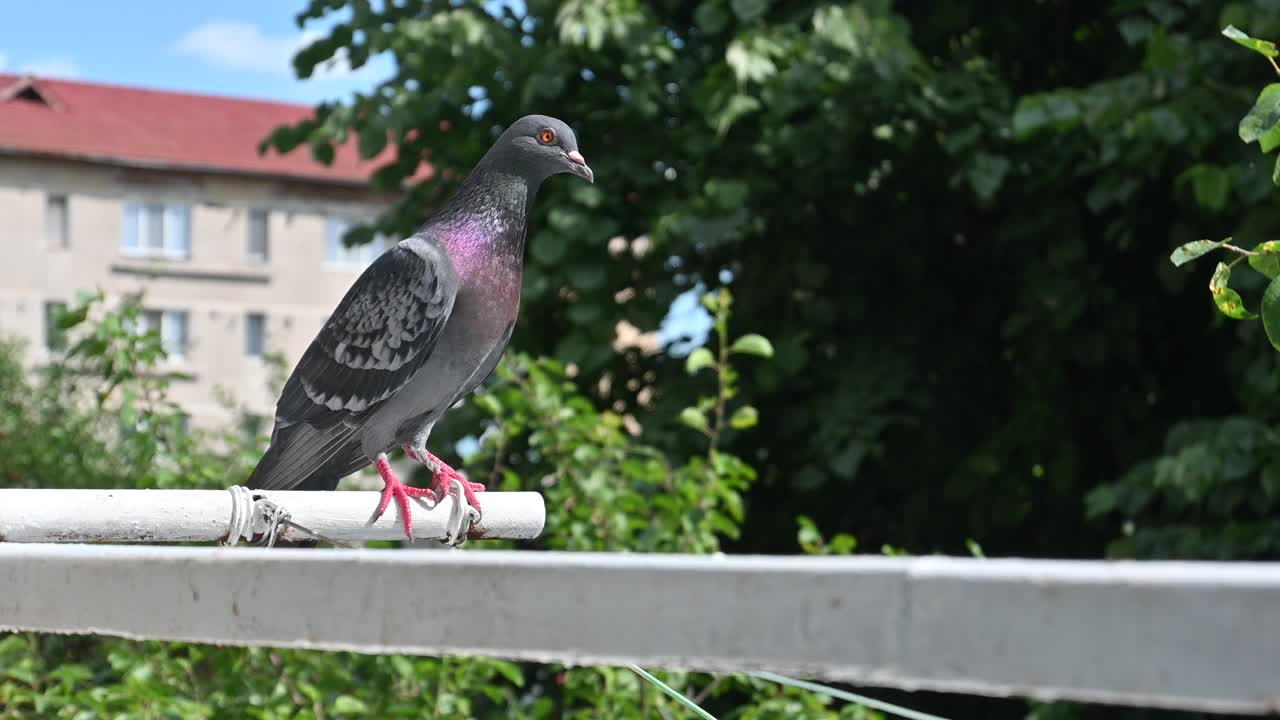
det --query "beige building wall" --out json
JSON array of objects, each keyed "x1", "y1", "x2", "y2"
[{"x1": 0, "y1": 155, "x2": 394, "y2": 431}]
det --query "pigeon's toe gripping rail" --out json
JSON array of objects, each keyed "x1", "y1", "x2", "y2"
[
  {"x1": 372, "y1": 454, "x2": 438, "y2": 539},
  {"x1": 370, "y1": 451, "x2": 484, "y2": 544},
  {"x1": 403, "y1": 446, "x2": 486, "y2": 516}
]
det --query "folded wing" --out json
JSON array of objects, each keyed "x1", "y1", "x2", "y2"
[{"x1": 246, "y1": 237, "x2": 458, "y2": 491}]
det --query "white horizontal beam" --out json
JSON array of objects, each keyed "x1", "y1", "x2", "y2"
[
  {"x1": 0, "y1": 488, "x2": 544, "y2": 544},
  {"x1": 0, "y1": 546, "x2": 1276, "y2": 715}
]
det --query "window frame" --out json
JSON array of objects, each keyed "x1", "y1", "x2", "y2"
[
  {"x1": 137, "y1": 308, "x2": 191, "y2": 362},
  {"x1": 43, "y1": 300, "x2": 68, "y2": 351},
  {"x1": 45, "y1": 193, "x2": 69, "y2": 250},
  {"x1": 246, "y1": 208, "x2": 270, "y2": 264},
  {"x1": 244, "y1": 311, "x2": 266, "y2": 358},
  {"x1": 324, "y1": 215, "x2": 389, "y2": 269},
  {"x1": 121, "y1": 200, "x2": 192, "y2": 260}
]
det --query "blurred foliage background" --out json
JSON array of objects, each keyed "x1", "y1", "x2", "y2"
[{"x1": 5, "y1": 0, "x2": 1280, "y2": 717}]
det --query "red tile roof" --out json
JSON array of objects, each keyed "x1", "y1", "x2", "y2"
[{"x1": 0, "y1": 74, "x2": 424, "y2": 186}]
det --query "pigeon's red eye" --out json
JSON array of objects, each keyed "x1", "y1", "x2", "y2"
[{"x1": 538, "y1": 128, "x2": 557, "y2": 144}]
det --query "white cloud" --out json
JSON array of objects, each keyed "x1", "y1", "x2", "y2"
[
  {"x1": 177, "y1": 21, "x2": 298, "y2": 74},
  {"x1": 175, "y1": 21, "x2": 362, "y2": 79},
  {"x1": 20, "y1": 58, "x2": 80, "y2": 78}
]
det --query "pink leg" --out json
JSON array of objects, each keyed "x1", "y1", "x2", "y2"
[
  {"x1": 372, "y1": 454, "x2": 437, "y2": 539},
  {"x1": 403, "y1": 446, "x2": 486, "y2": 511}
]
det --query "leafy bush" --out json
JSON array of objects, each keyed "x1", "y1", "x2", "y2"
[{"x1": 1088, "y1": 26, "x2": 1280, "y2": 564}]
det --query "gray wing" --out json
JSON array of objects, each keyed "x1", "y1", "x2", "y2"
[
  {"x1": 276, "y1": 238, "x2": 457, "y2": 428},
  {"x1": 246, "y1": 237, "x2": 457, "y2": 491}
]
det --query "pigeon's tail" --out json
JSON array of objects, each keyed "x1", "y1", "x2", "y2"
[{"x1": 245, "y1": 423, "x2": 369, "y2": 493}]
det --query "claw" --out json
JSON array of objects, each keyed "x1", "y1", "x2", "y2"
[
  {"x1": 372, "y1": 454, "x2": 437, "y2": 539},
  {"x1": 403, "y1": 446, "x2": 486, "y2": 515}
]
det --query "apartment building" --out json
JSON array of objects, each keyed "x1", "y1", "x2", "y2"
[{"x1": 0, "y1": 73, "x2": 419, "y2": 430}]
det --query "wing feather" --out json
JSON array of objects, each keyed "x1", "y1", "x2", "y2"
[{"x1": 274, "y1": 237, "x2": 457, "y2": 430}]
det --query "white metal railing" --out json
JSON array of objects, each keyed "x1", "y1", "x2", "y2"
[
  {"x1": 0, "y1": 487, "x2": 545, "y2": 545},
  {"x1": 1, "y1": 489, "x2": 1278, "y2": 715}
]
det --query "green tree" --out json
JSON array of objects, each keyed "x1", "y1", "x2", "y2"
[
  {"x1": 1088, "y1": 22, "x2": 1280, "y2": 563},
  {"x1": 265, "y1": 0, "x2": 1280, "y2": 569}
]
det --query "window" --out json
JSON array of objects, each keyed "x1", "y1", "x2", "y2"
[
  {"x1": 121, "y1": 201, "x2": 190, "y2": 258},
  {"x1": 245, "y1": 312, "x2": 266, "y2": 358},
  {"x1": 324, "y1": 216, "x2": 387, "y2": 267},
  {"x1": 138, "y1": 308, "x2": 190, "y2": 361},
  {"x1": 247, "y1": 209, "x2": 269, "y2": 263},
  {"x1": 46, "y1": 194, "x2": 68, "y2": 249},
  {"x1": 43, "y1": 301, "x2": 67, "y2": 351}
]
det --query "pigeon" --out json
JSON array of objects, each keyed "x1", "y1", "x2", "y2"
[{"x1": 245, "y1": 114, "x2": 593, "y2": 540}]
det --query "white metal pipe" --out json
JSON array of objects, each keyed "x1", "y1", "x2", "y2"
[
  {"x1": 0, "y1": 488, "x2": 545, "y2": 543},
  {"x1": 0, "y1": 546, "x2": 1277, "y2": 715}
]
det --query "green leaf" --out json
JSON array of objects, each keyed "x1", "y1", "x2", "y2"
[
  {"x1": 1249, "y1": 241, "x2": 1280, "y2": 279},
  {"x1": 705, "y1": 178, "x2": 750, "y2": 208},
  {"x1": 1011, "y1": 93, "x2": 1081, "y2": 139},
  {"x1": 829, "y1": 534, "x2": 857, "y2": 554},
  {"x1": 1169, "y1": 238, "x2": 1226, "y2": 267},
  {"x1": 685, "y1": 348, "x2": 716, "y2": 374},
  {"x1": 1209, "y1": 261, "x2": 1231, "y2": 295},
  {"x1": 357, "y1": 126, "x2": 387, "y2": 159},
  {"x1": 1222, "y1": 25, "x2": 1279, "y2": 58},
  {"x1": 567, "y1": 301, "x2": 604, "y2": 325},
  {"x1": 796, "y1": 515, "x2": 820, "y2": 549},
  {"x1": 1177, "y1": 164, "x2": 1230, "y2": 210},
  {"x1": 679, "y1": 407, "x2": 709, "y2": 432},
  {"x1": 726, "y1": 37, "x2": 778, "y2": 84},
  {"x1": 54, "y1": 304, "x2": 90, "y2": 330},
  {"x1": 1264, "y1": 276, "x2": 1280, "y2": 351},
  {"x1": 965, "y1": 539, "x2": 986, "y2": 558},
  {"x1": 730, "y1": 0, "x2": 769, "y2": 21},
  {"x1": 730, "y1": 333, "x2": 774, "y2": 357},
  {"x1": 1238, "y1": 84, "x2": 1280, "y2": 147},
  {"x1": 1264, "y1": 125, "x2": 1280, "y2": 154},
  {"x1": 569, "y1": 263, "x2": 608, "y2": 291},
  {"x1": 1274, "y1": 153, "x2": 1280, "y2": 187},
  {"x1": 700, "y1": 291, "x2": 721, "y2": 313},
  {"x1": 966, "y1": 153, "x2": 1011, "y2": 201},
  {"x1": 694, "y1": 1, "x2": 730, "y2": 33},
  {"x1": 715, "y1": 93, "x2": 761, "y2": 136},
  {"x1": 332, "y1": 695, "x2": 369, "y2": 715},
  {"x1": 531, "y1": 233, "x2": 569, "y2": 264},
  {"x1": 490, "y1": 659, "x2": 525, "y2": 687},
  {"x1": 1210, "y1": 262, "x2": 1258, "y2": 320},
  {"x1": 473, "y1": 392, "x2": 503, "y2": 417},
  {"x1": 388, "y1": 655, "x2": 414, "y2": 676},
  {"x1": 310, "y1": 140, "x2": 335, "y2": 166},
  {"x1": 729, "y1": 405, "x2": 758, "y2": 429}
]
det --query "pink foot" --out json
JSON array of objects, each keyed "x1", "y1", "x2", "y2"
[
  {"x1": 373, "y1": 454, "x2": 437, "y2": 539},
  {"x1": 403, "y1": 446, "x2": 486, "y2": 512}
]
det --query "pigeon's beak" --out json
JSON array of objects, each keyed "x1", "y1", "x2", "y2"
[{"x1": 566, "y1": 150, "x2": 594, "y2": 184}]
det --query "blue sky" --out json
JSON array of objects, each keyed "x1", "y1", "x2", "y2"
[{"x1": 0, "y1": 1, "x2": 393, "y2": 104}]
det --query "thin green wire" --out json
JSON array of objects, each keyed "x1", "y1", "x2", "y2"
[
  {"x1": 628, "y1": 665, "x2": 720, "y2": 720},
  {"x1": 749, "y1": 671, "x2": 951, "y2": 720}
]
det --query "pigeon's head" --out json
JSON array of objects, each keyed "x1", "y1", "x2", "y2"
[{"x1": 495, "y1": 114, "x2": 594, "y2": 185}]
